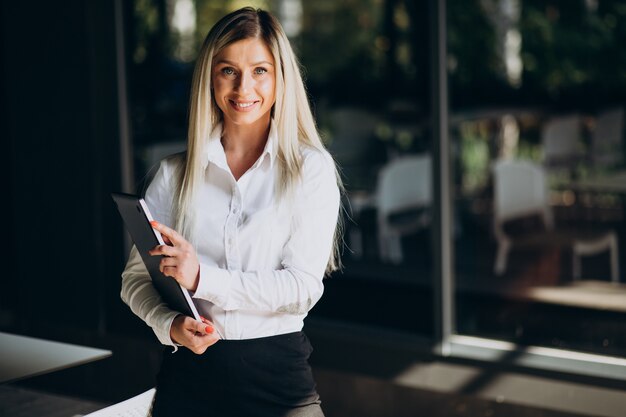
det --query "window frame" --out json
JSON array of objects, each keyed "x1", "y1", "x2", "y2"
[{"x1": 431, "y1": 0, "x2": 626, "y2": 381}]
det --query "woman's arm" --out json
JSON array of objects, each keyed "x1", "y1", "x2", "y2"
[
  {"x1": 120, "y1": 157, "x2": 197, "y2": 349},
  {"x1": 120, "y1": 245, "x2": 182, "y2": 346}
]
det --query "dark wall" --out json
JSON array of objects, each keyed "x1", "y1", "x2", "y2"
[{"x1": 2, "y1": 1, "x2": 126, "y2": 334}]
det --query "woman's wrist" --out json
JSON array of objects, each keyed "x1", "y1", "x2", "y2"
[{"x1": 169, "y1": 314, "x2": 184, "y2": 345}]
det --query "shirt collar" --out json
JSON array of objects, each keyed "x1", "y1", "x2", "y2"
[{"x1": 204, "y1": 120, "x2": 278, "y2": 170}]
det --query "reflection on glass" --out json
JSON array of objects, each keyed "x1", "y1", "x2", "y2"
[
  {"x1": 451, "y1": 0, "x2": 626, "y2": 356},
  {"x1": 306, "y1": 1, "x2": 434, "y2": 336}
]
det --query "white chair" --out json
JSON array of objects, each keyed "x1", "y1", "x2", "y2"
[
  {"x1": 591, "y1": 107, "x2": 624, "y2": 168},
  {"x1": 493, "y1": 159, "x2": 619, "y2": 281},
  {"x1": 376, "y1": 154, "x2": 432, "y2": 264},
  {"x1": 541, "y1": 114, "x2": 584, "y2": 176}
]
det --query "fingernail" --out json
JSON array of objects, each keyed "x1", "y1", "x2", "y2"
[
  {"x1": 205, "y1": 326, "x2": 214, "y2": 334},
  {"x1": 150, "y1": 220, "x2": 158, "y2": 227}
]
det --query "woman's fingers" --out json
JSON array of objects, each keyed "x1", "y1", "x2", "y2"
[
  {"x1": 159, "y1": 255, "x2": 179, "y2": 268},
  {"x1": 150, "y1": 221, "x2": 184, "y2": 246},
  {"x1": 161, "y1": 234, "x2": 173, "y2": 245},
  {"x1": 171, "y1": 316, "x2": 219, "y2": 354},
  {"x1": 185, "y1": 317, "x2": 213, "y2": 335},
  {"x1": 148, "y1": 221, "x2": 199, "y2": 291},
  {"x1": 149, "y1": 244, "x2": 177, "y2": 257},
  {"x1": 161, "y1": 265, "x2": 177, "y2": 278}
]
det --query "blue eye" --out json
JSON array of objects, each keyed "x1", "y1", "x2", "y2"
[
  {"x1": 221, "y1": 67, "x2": 235, "y2": 76},
  {"x1": 254, "y1": 67, "x2": 267, "y2": 75}
]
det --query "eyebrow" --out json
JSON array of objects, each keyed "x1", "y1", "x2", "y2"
[{"x1": 215, "y1": 59, "x2": 274, "y2": 67}]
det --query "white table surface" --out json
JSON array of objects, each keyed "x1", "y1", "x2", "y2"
[{"x1": 0, "y1": 331, "x2": 112, "y2": 384}]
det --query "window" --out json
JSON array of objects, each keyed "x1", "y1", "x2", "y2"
[
  {"x1": 124, "y1": 0, "x2": 626, "y2": 368},
  {"x1": 296, "y1": 0, "x2": 435, "y2": 336},
  {"x1": 450, "y1": 0, "x2": 626, "y2": 357}
]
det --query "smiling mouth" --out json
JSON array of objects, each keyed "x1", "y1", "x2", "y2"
[{"x1": 229, "y1": 100, "x2": 259, "y2": 111}]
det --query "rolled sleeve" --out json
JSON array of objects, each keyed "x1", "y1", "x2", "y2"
[{"x1": 121, "y1": 246, "x2": 182, "y2": 348}]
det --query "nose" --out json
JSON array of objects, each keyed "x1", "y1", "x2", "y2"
[{"x1": 236, "y1": 71, "x2": 253, "y2": 93}]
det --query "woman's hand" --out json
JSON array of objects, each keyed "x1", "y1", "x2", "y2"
[
  {"x1": 148, "y1": 221, "x2": 200, "y2": 292},
  {"x1": 171, "y1": 315, "x2": 220, "y2": 354}
]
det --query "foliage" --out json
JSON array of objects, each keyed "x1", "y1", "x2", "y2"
[{"x1": 446, "y1": 0, "x2": 626, "y2": 109}]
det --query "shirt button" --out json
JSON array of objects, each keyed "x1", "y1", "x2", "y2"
[{"x1": 232, "y1": 207, "x2": 238, "y2": 214}]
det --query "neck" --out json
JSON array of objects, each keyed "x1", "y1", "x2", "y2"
[{"x1": 221, "y1": 117, "x2": 271, "y2": 158}]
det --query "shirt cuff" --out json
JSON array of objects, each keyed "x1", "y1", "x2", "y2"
[
  {"x1": 193, "y1": 263, "x2": 232, "y2": 308},
  {"x1": 152, "y1": 310, "x2": 183, "y2": 352}
]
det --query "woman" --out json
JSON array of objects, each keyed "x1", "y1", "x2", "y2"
[{"x1": 121, "y1": 7, "x2": 341, "y2": 417}]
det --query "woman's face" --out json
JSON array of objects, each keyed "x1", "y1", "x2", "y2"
[{"x1": 212, "y1": 38, "x2": 276, "y2": 129}]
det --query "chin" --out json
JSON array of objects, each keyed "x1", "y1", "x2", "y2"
[{"x1": 226, "y1": 112, "x2": 271, "y2": 127}]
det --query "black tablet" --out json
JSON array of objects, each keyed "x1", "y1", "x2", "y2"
[{"x1": 112, "y1": 192, "x2": 201, "y2": 320}]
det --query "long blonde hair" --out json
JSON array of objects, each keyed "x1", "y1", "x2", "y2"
[{"x1": 174, "y1": 7, "x2": 343, "y2": 273}]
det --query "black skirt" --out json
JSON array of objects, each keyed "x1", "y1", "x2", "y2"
[{"x1": 151, "y1": 331, "x2": 324, "y2": 417}]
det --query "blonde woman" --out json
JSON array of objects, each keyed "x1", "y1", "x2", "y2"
[{"x1": 121, "y1": 7, "x2": 341, "y2": 417}]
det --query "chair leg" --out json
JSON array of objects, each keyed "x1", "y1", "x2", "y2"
[
  {"x1": 349, "y1": 228, "x2": 363, "y2": 259},
  {"x1": 494, "y1": 240, "x2": 510, "y2": 276},
  {"x1": 388, "y1": 234, "x2": 403, "y2": 264},
  {"x1": 573, "y1": 251, "x2": 581, "y2": 280},
  {"x1": 378, "y1": 222, "x2": 403, "y2": 264},
  {"x1": 378, "y1": 221, "x2": 388, "y2": 262},
  {"x1": 572, "y1": 231, "x2": 619, "y2": 282},
  {"x1": 610, "y1": 233, "x2": 619, "y2": 283}
]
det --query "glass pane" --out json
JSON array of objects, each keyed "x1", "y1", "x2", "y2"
[
  {"x1": 299, "y1": 0, "x2": 433, "y2": 336},
  {"x1": 125, "y1": 0, "x2": 434, "y2": 337},
  {"x1": 451, "y1": 0, "x2": 626, "y2": 355}
]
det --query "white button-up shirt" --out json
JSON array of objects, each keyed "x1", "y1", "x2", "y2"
[{"x1": 121, "y1": 123, "x2": 340, "y2": 347}]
